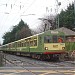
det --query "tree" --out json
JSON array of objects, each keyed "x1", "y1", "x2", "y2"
[
  {"x1": 38, "y1": 15, "x2": 56, "y2": 32},
  {"x1": 2, "y1": 19, "x2": 32, "y2": 44},
  {"x1": 59, "y1": 3, "x2": 74, "y2": 30},
  {"x1": 2, "y1": 32, "x2": 12, "y2": 44},
  {"x1": 15, "y1": 19, "x2": 32, "y2": 40},
  {"x1": 15, "y1": 26, "x2": 32, "y2": 40}
]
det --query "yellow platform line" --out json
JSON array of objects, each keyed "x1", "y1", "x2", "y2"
[
  {"x1": 57, "y1": 70, "x2": 75, "y2": 73},
  {"x1": 0, "y1": 69, "x2": 75, "y2": 73},
  {"x1": 39, "y1": 71, "x2": 58, "y2": 75},
  {"x1": 30, "y1": 70, "x2": 58, "y2": 73},
  {"x1": 0, "y1": 70, "x2": 28, "y2": 72},
  {"x1": 0, "y1": 69, "x2": 75, "y2": 75},
  {"x1": 3, "y1": 70, "x2": 29, "y2": 75}
]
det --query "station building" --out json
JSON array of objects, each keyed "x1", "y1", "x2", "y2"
[{"x1": 56, "y1": 27, "x2": 75, "y2": 42}]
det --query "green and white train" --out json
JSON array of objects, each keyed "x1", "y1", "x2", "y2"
[{"x1": 0, "y1": 30, "x2": 65, "y2": 60}]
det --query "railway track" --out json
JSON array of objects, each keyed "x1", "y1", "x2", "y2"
[
  {"x1": 3, "y1": 53, "x2": 75, "y2": 68},
  {"x1": 3, "y1": 54, "x2": 41, "y2": 75},
  {"x1": 2, "y1": 53, "x2": 75, "y2": 75}
]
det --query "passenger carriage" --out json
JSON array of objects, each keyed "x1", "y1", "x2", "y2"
[{"x1": 0, "y1": 30, "x2": 65, "y2": 60}]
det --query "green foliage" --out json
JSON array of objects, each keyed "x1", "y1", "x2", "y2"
[
  {"x1": 2, "y1": 19, "x2": 32, "y2": 45},
  {"x1": 66, "y1": 42, "x2": 75, "y2": 51},
  {"x1": 59, "y1": 3, "x2": 75, "y2": 30},
  {"x1": 2, "y1": 32, "x2": 11, "y2": 44}
]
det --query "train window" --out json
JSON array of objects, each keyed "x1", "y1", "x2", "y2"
[
  {"x1": 13, "y1": 43, "x2": 15, "y2": 47},
  {"x1": 18, "y1": 42, "x2": 21, "y2": 47},
  {"x1": 20, "y1": 43, "x2": 21, "y2": 47},
  {"x1": 17, "y1": 43, "x2": 19, "y2": 47},
  {"x1": 9, "y1": 44, "x2": 11, "y2": 48},
  {"x1": 19, "y1": 42, "x2": 21, "y2": 47},
  {"x1": 11, "y1": 44, "x2": 13, "y2": 48},
  {"x1": 34, "y1": 40, "x2": 37, "y2": 46},
  {"x1": 30, "y1": 41, "x2": 33, "y2": 46},
  {"x1": 58, "y1": 36, "x2": 64, "y2": 43},
  {"x1": 26, "y1": 42, "x2": 29, "y2": 46},
  {"x1": 15, "y1": 42, "x2": 18, "y2": 47},
  {"x1": 23, "y1": 43, "x2": 24, "y2": 47},
  {"x1": 52, "y1": 35, "x2": 57, "y2": 43},
  {"x1": 24, "y1": 42, "x2": 26, "y2": 47},
  {"x1": 44, "y1": 36, "x2": 51, "y2": 43},
  {"x1": 21, "y1": 43, "x2": 24, "y2": 47}
]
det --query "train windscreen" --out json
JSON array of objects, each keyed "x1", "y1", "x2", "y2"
[
  {"x1": 44, "y1": 35, "x2": 64, "y2": 43},
  {"x1": 53, "y1": 35, "x2": 57, "y2": 43},
  {"x1": 44, "y1": 36, "x2": 51, "y2": 43},
  {"x1": 58, "y1": 36, "x2": 64, "y2": 43}
]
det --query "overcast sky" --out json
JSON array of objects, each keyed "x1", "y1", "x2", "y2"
[{"x1": 0, "y1": 0, "x2": 74, "y2": 44}]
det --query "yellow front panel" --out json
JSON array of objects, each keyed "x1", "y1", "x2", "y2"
[{"x1": 44, "y1": 43, "x2": 65, "y2": 50}]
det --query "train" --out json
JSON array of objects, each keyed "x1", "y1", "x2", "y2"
[{"x1": 0, "y1": 30, "x2": 65, "y2": 60}]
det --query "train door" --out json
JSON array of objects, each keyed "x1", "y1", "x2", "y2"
[
  {"x1": 39, "y1": 36, "x2": 43, "y2": 52},
  {"x1": 26, "y1": 40, "x2": 30, "y2": 52}
]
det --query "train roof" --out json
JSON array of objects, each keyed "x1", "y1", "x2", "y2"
[
  {"x1": 16, "y1": 30, "x2": 64, "y2": 42},
  {"x1": 0, "y1": 32, "x2": 44, "y2": 47},
  {"x1": 1, "y1": 30, "x2": 64, "y2": 47}
]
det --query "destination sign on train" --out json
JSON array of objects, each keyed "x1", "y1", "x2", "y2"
[{"x1": 51, "y1": 31, "x2": 59, "y2": 34}]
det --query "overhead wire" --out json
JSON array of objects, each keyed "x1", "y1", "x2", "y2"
[
  {"x1": 1, "y1": 0, "x2": 26, "y2": 32},
  {"x1": 0, "y1": 0, "x2": 10, "y2": 24},
  {"x1": 0, "y1": 0, "x2": 11, "y2": 44},
  {"x1": 2, "y1": 0, "x2": 29, "y2": 31},
  {"x1": 1, "y1": 0, "x2": 41, "y2": 35},
  {"x1": 7, "y1": 0, "x2": 30, "y2": 27},
  {"x1": 0, "y1": 0, "x2": 10, "y2": 33},
  {"x1": 3, "y1": 0, "x2": 18, "y2": 28},
  {"x1": 0, "y1": 0, "x2": 9, "y2": 25},
  {"x1": 22, "y1": 0, "x2": 36, "y2": 14},
  {"x1": 11, "y1": 0, "x2": 36, "y2": 26}
]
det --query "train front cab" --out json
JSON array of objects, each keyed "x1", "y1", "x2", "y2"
[{"x1": 43, "y1": 32, "x2": 65, "y2": 60}]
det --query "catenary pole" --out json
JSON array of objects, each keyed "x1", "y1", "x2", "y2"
[
  {"x1": 56, "y1": 0, "x2": 61, "y2": 28},
  {"x1": 74, "y1": 0, "x2": 75, "y2": 26}
]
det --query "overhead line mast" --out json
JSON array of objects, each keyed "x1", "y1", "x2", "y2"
[
  {"x1": 74, "y1": 0, "x2": 75, "y2": 27},
  {"x1": 56, "y1": 0, "x2": 61, "y2": 29}
]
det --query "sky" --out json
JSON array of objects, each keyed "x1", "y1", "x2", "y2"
[{"x1": 0, "y1": 0, "x2": 74, "y2": 44}]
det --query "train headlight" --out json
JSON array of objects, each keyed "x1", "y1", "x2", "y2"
[
  {"x1": 45, "y1": 47, "x2": 48, "y2": 50},
  {"x1": 62, "y1": 47, "x2": 65, "y2": 50}
]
